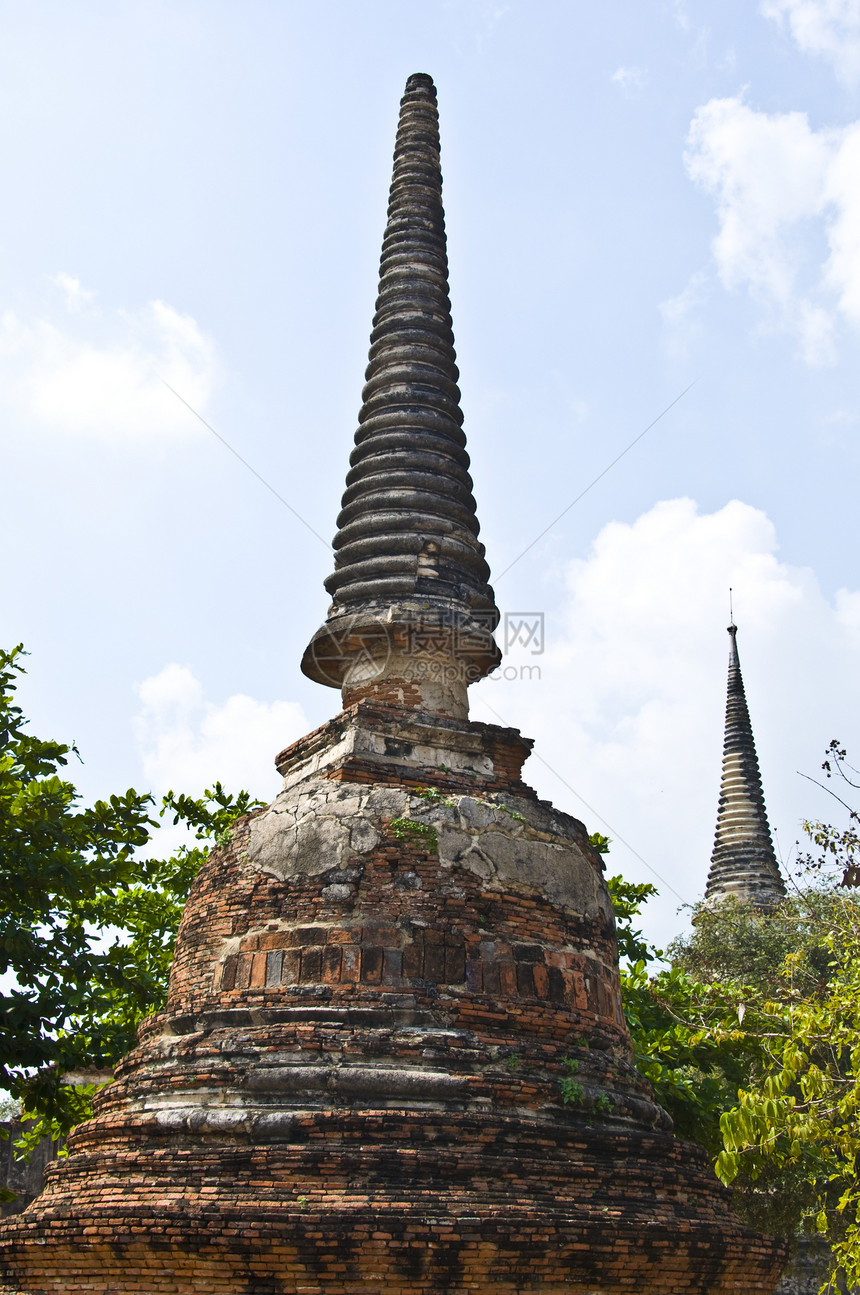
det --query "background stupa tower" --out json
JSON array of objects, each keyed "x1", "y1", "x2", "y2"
[
  {"x1": 0, "y1": 76, "x2": 785, "y2": 1294},
  {"x1": 705, "y1": 623, "x2": 786, "y2": 908}
]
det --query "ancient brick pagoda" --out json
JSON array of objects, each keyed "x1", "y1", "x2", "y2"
[
  {"x1": 705, "y1": 623, "x2": 786, "y2": 909},
  {"x1": 0, "y1": 75, "x2": 786, "y2": 1293}
]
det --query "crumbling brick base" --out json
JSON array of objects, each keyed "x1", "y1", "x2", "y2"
[{"x1": 0, "y1": 706, "x2": 787, "y2": 1292}]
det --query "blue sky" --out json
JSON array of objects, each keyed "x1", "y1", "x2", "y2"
[{"x1": 3, "y1": 0, "x2": 860, "y2": 946}]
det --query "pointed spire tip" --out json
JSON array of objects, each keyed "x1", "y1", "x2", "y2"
[
  {"x1": 405, "y1": 73, "x2": 435, "y2": 92},
  {"x1": 705, "y1": 615, "x2": 785, "y2": 909}
]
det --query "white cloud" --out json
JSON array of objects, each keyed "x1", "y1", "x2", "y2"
[
  {"x1": 836, "y1": 586, "x2": 860, "y2": 629},
  {"x1": 659, "y1": 271, "x2": 709, "y2": 356},
  {"x1": 685, "y1": 96, "x2": 860, "y2": 362},
  {"x1": 133, "y1": 663, "x2": 308, "y2": 801},
  {"x1": 686, "y1": 98, "x2": 831, "y2": 301},
  {"x1": 823, "y1": 122, "x2": 860, "y2": 317},
  {"x1": 50, "y1": 272, "x2": 97, "y2": 312},
  {"x1": 762, "y1": 0, "x2": 860, "y2": 84},
  {"x1": 672, "y1": 0, "x2": 695, "y2": 31},
  {"x1": 473, "y1": 498, "x2": 860, "y2": 948},
  {"x1": 611, "y1": 66, "x2": 648, "y2": 92},
  {"x1": 0, "y1": 280, "x2": 218, "y2": 440}
]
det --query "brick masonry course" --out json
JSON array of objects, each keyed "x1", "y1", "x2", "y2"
[{"x1": 0, "y1": 702, "x2": 787, "y2": 1292}]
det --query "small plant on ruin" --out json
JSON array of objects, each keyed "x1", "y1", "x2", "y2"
[
  {"x1": 496, "y1": 803, "x2": 526, "y2": 823},
  {"x1": 560, "y1": 1077, "x2": 584, "y2": 1107},
  {"x1": 388, "y1": 817, "x2": 439, "y2": 852},
  {"x1": 594, "y1": 1094, "x2": 613, "y2": 1115},
  {"x1": 504, "y1": 1053, "x2": 520, "y2": 1071},
  {"x1": 559, "y1": 1056, "x2": 586, "y2": 1106},
  {"x1": 415, "y1": 786, "x2": 455, "y2": 808}
]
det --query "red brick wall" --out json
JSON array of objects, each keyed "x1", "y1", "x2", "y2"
[{"x1": 0, "y1": 711, "x2": 787, "y2": 1293}]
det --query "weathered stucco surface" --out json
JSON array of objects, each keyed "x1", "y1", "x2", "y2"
[{"x1": 247, "y1": 783, "x2": 612, "y2": 921}]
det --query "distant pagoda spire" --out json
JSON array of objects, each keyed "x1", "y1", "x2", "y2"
[
  {"x1": 705, "y1": 623, "x2": 786, "y2": 908},
  {"x1": 301, "y1": 72, "x2": 500, "y2": 720}
]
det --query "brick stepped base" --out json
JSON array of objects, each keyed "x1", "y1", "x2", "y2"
[
  {"x1": 0, "y1": 1116, "x2": 783, "y2": 1293},
  {"x1": 0, "y1": 705, "x2": 786, "y2": 1292}
]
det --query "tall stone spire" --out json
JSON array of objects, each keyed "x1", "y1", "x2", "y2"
[
  {"x1": 705, "y1": 623, "x2": 786, "y2": 908},
  {"x1": 301, "y1": 72, "x2": 500, "y2": 720}
]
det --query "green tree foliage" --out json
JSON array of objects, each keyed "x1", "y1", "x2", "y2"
[
  {"x1": 620, "y1": 957, "x2": 768, "y2": 1159},
  {"x1": 669, "y1": 891, "x2": 835, "y2": 996},
  {"x1": 607, "y1": 869, "x2": 735, "y2": 1150},
  {"x1": 705, "y1": 753, "x2": 860, "y2": 1289},
  {"x1": 606, "y1": 874, "x2": 768, "y2": 1159},
  {"x1": 0, "y1": 645, "x2": 262, "y2": 1141},
  {"x1": 703, "y1": 746, "x2": 860, "y2": 1277},
  {"x1": 606, "y1": 850, "x2": 845, "y2": 1234},
  {"x1": 715, "y1": 894, "x2": 860, "y2": 1279},
  {"x1": 604, "y1": 743, "x2": 860, "y2": 1289},
  {"x1": 800, "y1": 739, "x2": 860, "y2": 891},
  {"x1": 666, "y1": 891, "x2": 847, "y2": 1243},
  {"x1": 603, "y1": 869, "x2": 655, "y2": 964}
]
